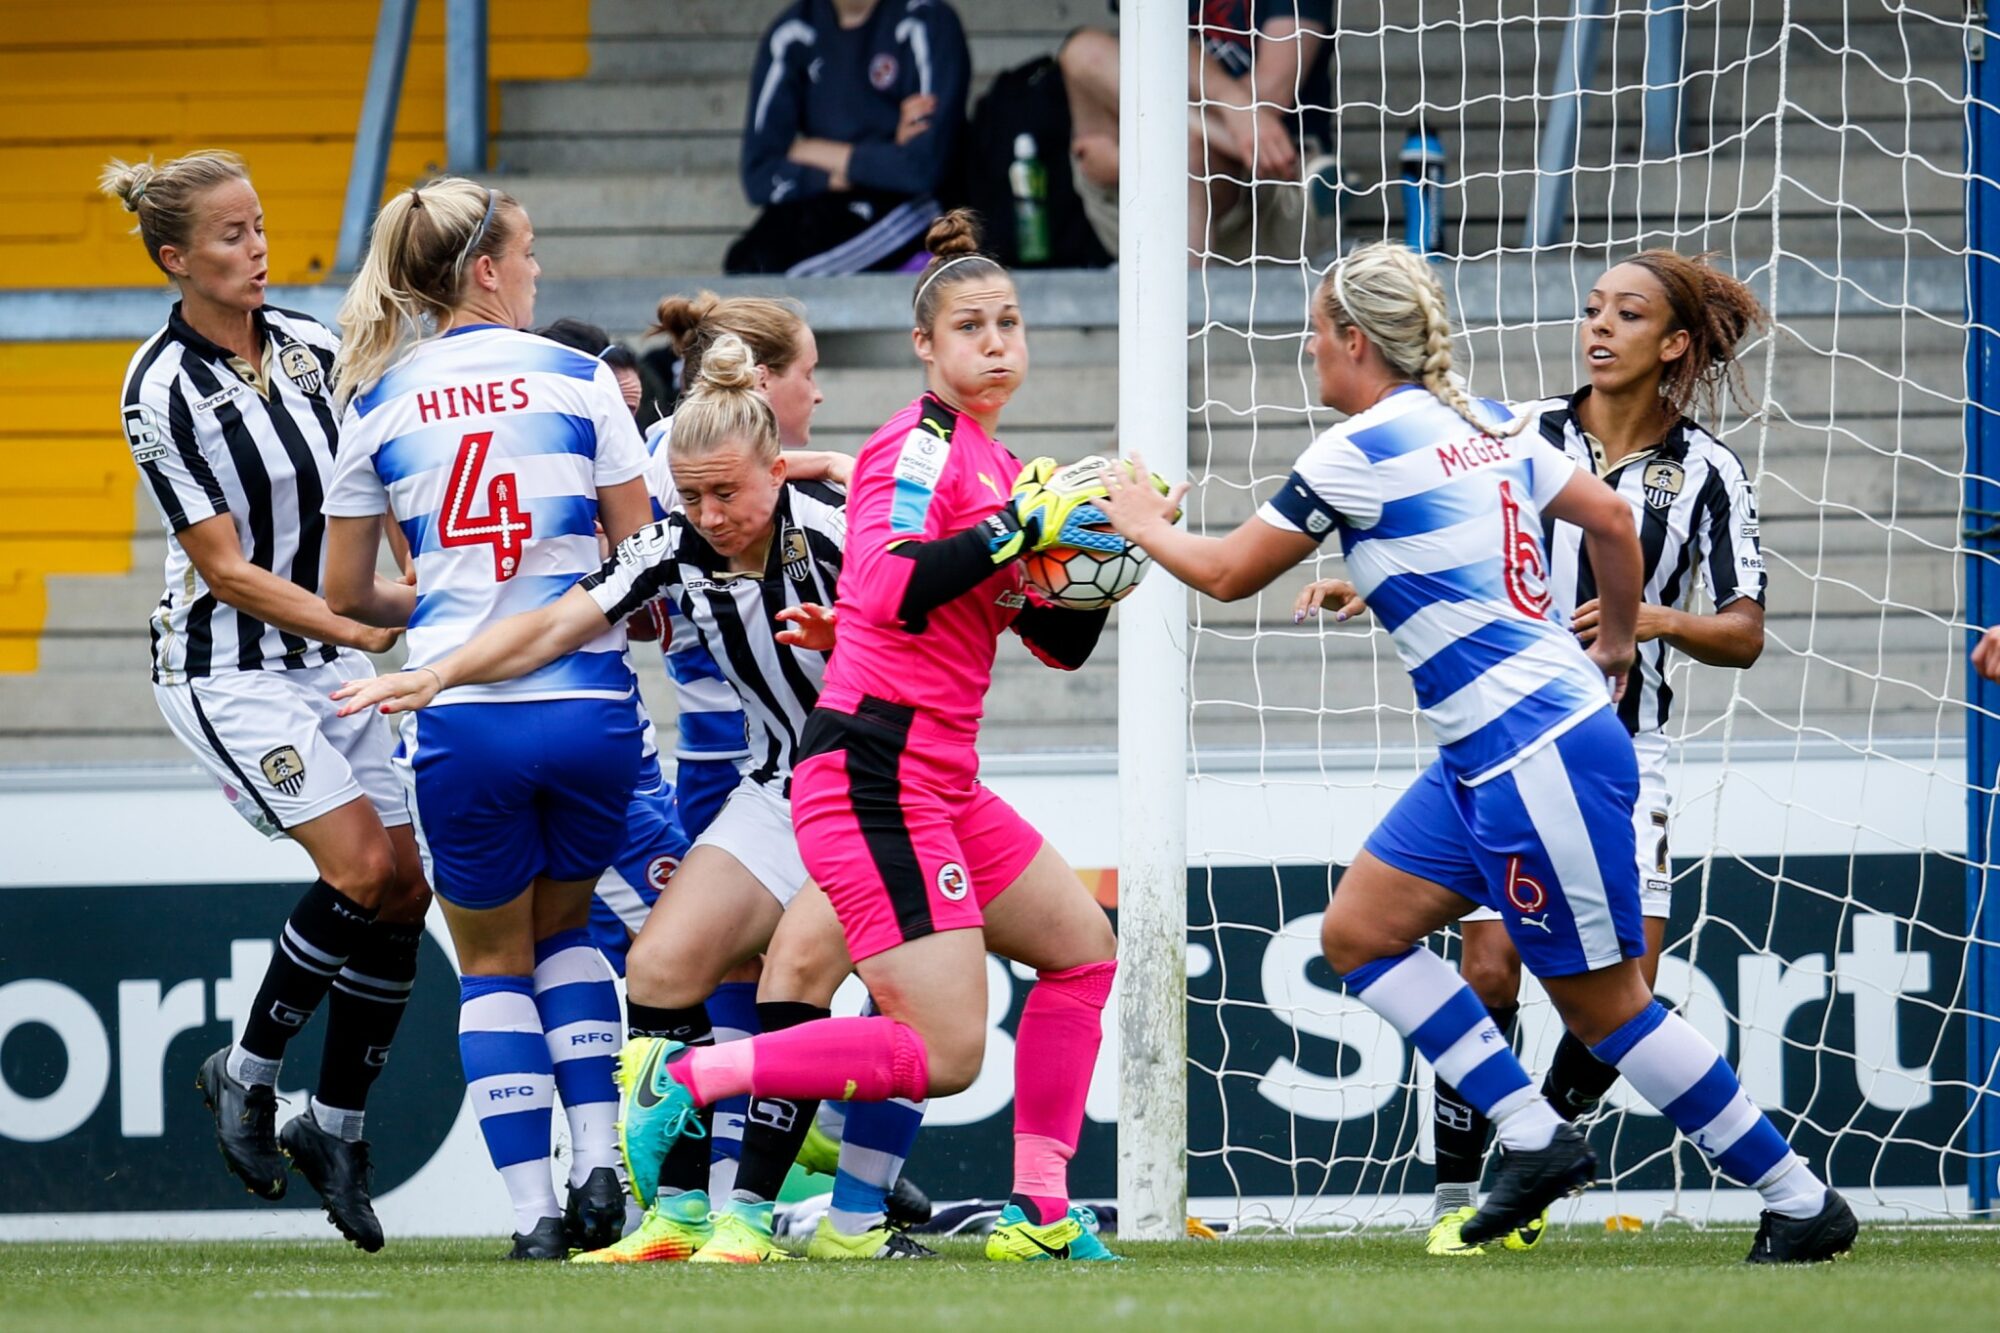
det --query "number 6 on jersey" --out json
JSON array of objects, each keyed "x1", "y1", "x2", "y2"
[{"x1": 440, "y1": 431, "x2": 533, "y2": 581}]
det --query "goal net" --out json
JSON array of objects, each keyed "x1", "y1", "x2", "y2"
[{"x1": 1147, "y1": 0, "x2": 1997, "y2": 1229}]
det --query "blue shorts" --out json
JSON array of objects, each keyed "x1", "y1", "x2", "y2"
[
  {"x1": 399, "y1": 696, "x2": 645, "y2": 910},
  {"x1": 673, "y1": 755, "x2": 743, "y2": 842},
  {"x1": 590, "y1": 763, "x2": 693, "y2": 972},
  {"x1": 1363, "y1": 708, "x2": 1645, "y2": 977}
]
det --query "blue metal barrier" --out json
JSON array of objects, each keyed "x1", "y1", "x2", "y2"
[
  {"x1": 1642, "y1": 0, "x2": 1684, "y2": 158},
  {"x1": 1524, "y1": 0, "x2": 1611, "y2": 250},
  {"x1": 334, "y1": 0, "x2": 488, "y2": 274},
  {"x1": 334, "y1": 0, "x2": 418, "y2": 275},
  {"x1": 1963, "y1": 3, "x2": 2000, "y2": 1218},
  {"x1": 446, "y1": 0, "x2": 489, "y2": 174}
]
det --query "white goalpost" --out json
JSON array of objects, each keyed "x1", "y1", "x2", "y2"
[
  {"x1": 1115, "y1": 0, "x2": 1191, "y2": 1242},
  {"x1": 1119, "y1": 0, "x2": 2000, "y2": 1232}
]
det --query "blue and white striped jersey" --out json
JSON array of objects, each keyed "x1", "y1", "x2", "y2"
[
  {"x1": 324, "y1": 324, "x2": 648, "y2": 704},
  {"x1": 643, "y1": 416, "x2": 752, "y2": 762},
  {"x1": 1260, "y1": 385, "x2": 1610, "y2": 785}
]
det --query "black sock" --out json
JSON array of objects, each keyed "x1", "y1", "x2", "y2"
[
  {"x1": 315, "y1": 919, "x2": 423, "y2": 1116},
  {"x1": 238, "y1": 880, "x2": 378, "y2": 1064},
  {"x1": 1543, "y1": 1028, "x2": 1623, "y2": 1121},
  {"x1": 634, "y1": 1003, "x2": 715, "y2": 1195},
  {"x1": 629, "y1": 1002, "x2": 711, "y2": 1044},
  {"x1": 1433, "y1": 1003, "x2": 1519, "y2": 1196},
  {"x1": 730, "y1": 1001, "x2": 830, "y2": 1204}
]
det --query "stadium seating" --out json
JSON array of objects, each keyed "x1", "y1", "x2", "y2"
[
  {"x1": 0, "y1": 0, "x2": 587, "y2": 708},
  {"x1": 0, "y1": 0, "x2": 1967, "y2": 768}
]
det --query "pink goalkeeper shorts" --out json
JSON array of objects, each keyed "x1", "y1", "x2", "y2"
[{"x1": 791, "y1": 693, "x2": 1043, "y2": 962}]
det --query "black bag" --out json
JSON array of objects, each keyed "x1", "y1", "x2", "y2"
[{"x1": 952, "y1": 55, "x2": 1113, "y2": 269}]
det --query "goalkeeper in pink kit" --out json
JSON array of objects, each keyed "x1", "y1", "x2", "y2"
[{"x1": 620, "y1": 211, "x2": 1136, "y2": 1261}]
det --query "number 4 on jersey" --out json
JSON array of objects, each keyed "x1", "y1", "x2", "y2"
[{"x1": 440, "y1": 431, "x2": 533, "y2": 581}]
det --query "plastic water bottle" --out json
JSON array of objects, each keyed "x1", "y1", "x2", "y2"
[
  {"x1": 1009, "y1": 132, "x2": 1051, "y2": 265},
  {"x1": 1399, "y1": 125, "x2": 1447, "y2": 257}
]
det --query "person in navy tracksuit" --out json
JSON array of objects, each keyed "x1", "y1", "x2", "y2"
[{"x1": 726, "y1": 0, "x2": 970, "y2": 276}]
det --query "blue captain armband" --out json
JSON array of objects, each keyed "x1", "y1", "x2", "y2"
[{"x1": 1264, "y1": 470, "x2": 1342, "y2": 542}]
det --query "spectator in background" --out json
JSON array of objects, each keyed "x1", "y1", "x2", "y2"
[
  {"x1": 1060, "y1": 2, "x2": 1334, "y2": 262},
  {"x1": 726, "y1": 0, "x2": 970, "y2": 276}
]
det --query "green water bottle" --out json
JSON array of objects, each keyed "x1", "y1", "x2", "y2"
[{"x1": 1008, "y1": 132, "x2": 1051, "y2": 265}]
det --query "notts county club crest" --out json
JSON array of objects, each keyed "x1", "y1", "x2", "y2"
[
  {"x1": 1641, "y1": 459, "x2": 1686, "y2": 510},
  {"x1": 278, "y1": 342, "x2": 324, "y2": 396},
  {"x1": 781, "y1": 526, "x2": 811, "y2": 584},
  {"x1": 260, "y1": 745, "x2": 308, "y2": 797}
]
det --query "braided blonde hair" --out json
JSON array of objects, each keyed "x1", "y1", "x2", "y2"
[{"x1": 1320, "y1": 241, "x2": 1521, "y2": 438}]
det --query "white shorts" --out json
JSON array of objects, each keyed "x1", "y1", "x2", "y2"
[
  {"x1": 154, "y1": 651, "x2": 409, "y2": 839},
  {"x1": 1463, "y1": 732, "x2": 1672, "y2": 922},
  {"x1": 692, "y1": 778, "x2": 807, "y2": 908}
]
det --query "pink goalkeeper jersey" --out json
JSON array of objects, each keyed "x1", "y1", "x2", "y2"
[{"x1": 819, "y1": 394, "x2": 1027, "y2": 745}]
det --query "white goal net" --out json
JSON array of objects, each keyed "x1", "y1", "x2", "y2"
[{"x1": 1146, "y1": 0, "x2": 1997, "y2": 1229}]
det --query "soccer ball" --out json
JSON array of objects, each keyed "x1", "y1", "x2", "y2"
[{"x1": 1021, "y1": 524, "x2": 1153, "y2": 610}]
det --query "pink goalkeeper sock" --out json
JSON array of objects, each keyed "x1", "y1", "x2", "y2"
[
  {"x1": 1010, "y1": 960, "x2": 1115, "y2": 1224},
  {"x1": 677, "y1": 1016, "x2": 928, "y2": 1106}
]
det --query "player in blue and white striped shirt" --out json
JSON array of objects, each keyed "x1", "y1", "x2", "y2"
[
  {"x1": 1098, "y1": 242, "x2": 1853, "y2": 1264},
  {"x1": 321, "y1": 178, "x2": 655, "y2": 1260}
]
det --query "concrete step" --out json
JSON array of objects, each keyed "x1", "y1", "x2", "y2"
[
  {"x1": 590, "y1": 0, "x2": 1099, "y2": 39},
  {"x1": 494, "y1": 129, "x2": 739, "y2": 176},
  {"x1": 534, "y1": 229, "x2": 735, "y2": 279},
  {"x1": 505, "y1": 173, "x2": 750, "y2": 231},
  {"x1": 587, "y1": 31, "x2": 1056, "y2": 81},
  {"x1": 0, "y1": 670, "x2": 161, "y2": 733},
  {"x1": 0, "y1": 733, "x2": 189, "y2": 766}
]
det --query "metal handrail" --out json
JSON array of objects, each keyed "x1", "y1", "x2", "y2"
[
  {"x1": 333, "y1": 0, "x2": 489, "y2": 276},
  {"x1": 334, "y1": 0, "x2": 417, "y2": 275},
  {"x1": 446, "y1": 0, "x2": 489, "y2": 175},
  {"x1": 1524, "y1": 0, "x2": 1688, "y2": 249}
]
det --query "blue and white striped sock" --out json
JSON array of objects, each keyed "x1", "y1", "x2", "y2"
[
  {"x1": 704, "y1": 980, "x2": 759, "y2": 1200},
  {"x1": 1344, "y1": 946, "x2": 1560, "y2": 1151},
  {"x1": 532, "y1": 928, "x2": 623, "y2": 1186},
  {"x1": 827, "y1": 1097, "x2": 926, "y2": 1235},
  {"x1": 459, "y1": 974, "x2": 557, "y2": 1234},
  {"x1": 1592, "y1": 1000, "x2": 1826, "y2": 1218}
]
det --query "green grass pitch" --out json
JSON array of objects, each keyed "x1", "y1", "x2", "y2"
[{"x1": 2, "y1": 1228, "x2": 1996, "y2": 1332}]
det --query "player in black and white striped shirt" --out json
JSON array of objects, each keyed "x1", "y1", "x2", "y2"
[{"x1": 100, "y1": 151, "x2": 429, "y2": 1252}]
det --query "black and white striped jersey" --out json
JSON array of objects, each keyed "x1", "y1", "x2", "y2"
[
  {"x1": 121, "y1": 303, "x2": 345, "y2": 684},
  {"x1": 581, "y1": 483, "x2": 845, "y2": 792},
  {"x1": 1529, "y1": 387, "x2": 1767, "y2": 735}
]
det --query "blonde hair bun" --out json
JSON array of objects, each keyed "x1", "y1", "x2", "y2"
[
  {"x1": 94, "y1": 150, "x2": 249, "y2": 276},
  {"x1": 691, "y1": 332, "x2": 759, "y2": 395},
  {"x1": 97, "y1": 159, "x2": 158, "y2": 212}
]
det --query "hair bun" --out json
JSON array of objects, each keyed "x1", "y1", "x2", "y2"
[
  {"x1": 693, "y1": 332, "x2": 759, "y2": 394},
  {"x1": 96, "y1": 159, "x2": 157, "y2": 212},
  {"x1": 923, "y1": 208, "x2": 983, "y2": 260},
  {"x1": 652, "y1": 291, "x2": 721, "y2": 350}
]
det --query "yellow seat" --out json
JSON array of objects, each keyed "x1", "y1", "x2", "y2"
[{"x1": 0, "y1": 4, "x2": 590, "y2": 669}]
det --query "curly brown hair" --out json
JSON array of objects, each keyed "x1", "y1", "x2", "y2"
[{"x1": 1618, "y1": 249, "x2": 1769, "y2": 422}]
